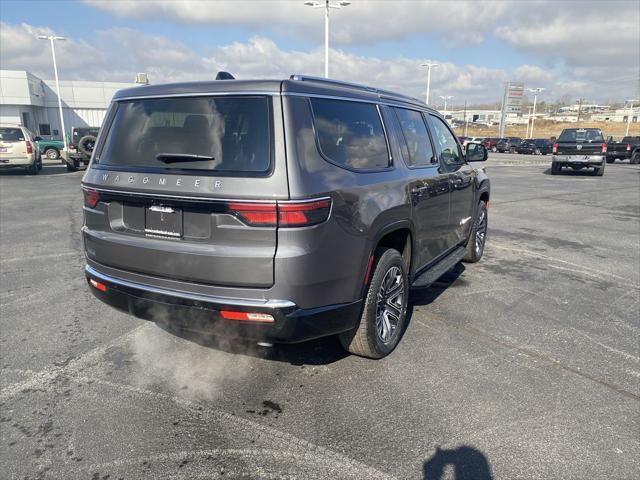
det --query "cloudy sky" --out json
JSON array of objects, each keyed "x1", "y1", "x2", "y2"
[{"x1": 1, "y1": 0, "x2": 638, "y2": 106}]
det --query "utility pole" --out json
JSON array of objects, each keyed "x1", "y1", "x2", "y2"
[
  {"x1": 576, "y1": 98, "x2": 584, "y2": 126},
  {"x1": 422, "y1": 62, "x2": 439, "y2": 105},
  {"x1": 463, "y1": 100, "x2": 468, "y2": 136},
  {"x1": 304, "y1": 1, "x2": 351, "y2": 78},
  {"x1": 625, "y1": 99, "x2": 638, "y2": 136},
  {"x1": 527, "y1": 87, "x2": 544, "y2": 139},
  {"x1": 38, "y1": 35, "x2": 68, "y2": 151},
  {"x1": 439, "y1": 95, "x2": 453, "y2": 114}
]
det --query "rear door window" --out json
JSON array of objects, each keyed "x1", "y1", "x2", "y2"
[
  {"x1": 310, "y1": 98, "x2": 389, "y2": 170},
  {"x1": 0, "y1": 128, "x2": 25, "y2": 142},
  {"x1": 97, "y1": 96, "x2": 272, "y2": 174},
  {"x1": 392, "y1": 108, "x2": 435, "y2": 167}
]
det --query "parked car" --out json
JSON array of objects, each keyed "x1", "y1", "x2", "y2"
[
  {"x1": 516, "y1": 139, "x2": 553, "y2": 155},
  {"x1": 463, "y1": 137, "x2": 485, "y2": 149},
  {"x1": 66, "y1": 126, "x2": 100, "y2": 172},
  {"x1": 482, "y1": 137, "x2": 501, "y2": 152},
  {"x1": 81, "y1": 74, "x2": 491, "y2": 359},
  {"x1": 496, "y1": 137, "x2": 522, "y2": 153},
  {"x1": 0, "y1": 124, "x2": 42, "y2": 174},
  {"x1": 606, "y1": 136, "x2": 640, "y2": 164},
  {"x1": 551, "y1": 128, "x2": 606, "y2": 175},
  {"x1": 34, "y1": 136, "x2": 65, "y2": 160}
]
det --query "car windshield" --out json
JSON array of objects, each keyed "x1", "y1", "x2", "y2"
[
  {"x1": 96, "y1": 96, "x2": 272, "y2": 173},
  {"x1": 558, "y1": 129, "x2": 604, "y2": 142},
  {"x1": 0, "y1": 128, "x2": 25, "y2": 142}
]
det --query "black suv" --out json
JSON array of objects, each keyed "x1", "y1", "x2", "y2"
[
  {"x1": 517, "y1": 138, "x2": 552, "y2": 155},
  {"x1": 66, "y1": 126, "x2": 100, "y2": 171},
  {"x1": 496, "y1": 137, "x2": 522, "y2": 153},
  {"x1": 81, "y1": 75, "x2": 490, "y2": 359}
]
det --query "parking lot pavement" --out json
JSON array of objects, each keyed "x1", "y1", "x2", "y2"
[{"x1": 1, "y1": 159, "x2": 639, "y2": 479}]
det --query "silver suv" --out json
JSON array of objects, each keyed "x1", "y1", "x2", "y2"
[
  {"x1": 82, "y1": 75, "x2": 490, "y2": 358},
  {"x1": 0, "y1": 124, "x2": 43, "y2": 174}
]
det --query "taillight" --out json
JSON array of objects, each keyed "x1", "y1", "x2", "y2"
[
  {"x1": 26, "y1": 141, "x2": 33, "y2": 154},
  {"x1": 279, "y1": 199, "x2": 331, "y2": 227},
  {"x1": 601, "y1": 143, "x2": 607, "y2": 153},
  {"x1": 627, "y1": 144, "x2": 632, "y2": 151},
  {"x1": 552, "y1": 143, "x2": 558, "y2": 154},
  {"x1": 220, "y1": 310, "x2": 275, "y2": 323},
  {"x1": 227, "y1": 202, "x2": 277, "y2": 226},
  {"x1": 83, "y1": 188, "x2": 100, "y2": 208},
  {"x1": 227, "y1": 198, "x2": 331, "y2": 227}
]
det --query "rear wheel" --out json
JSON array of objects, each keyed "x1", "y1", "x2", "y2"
[
  {"x1": 339, "y1": 248, "x2": 408, "y2": 359},
  {"x1": 463, "y1": 200, "x2": 487, "y2": 263},
  {"x1": 66, "y1": 161, "x2": 78, "y2": 172},
  {"x1": 551, "y1": 162, "x2": 561, "y2": 175},
  {"x1": 26, "y1": 161, "x2": 38, "y2": 175},
  {"x1": 631, "y1": 152, "x2": 640, "y2": 164},
  {"x1": 593, "y1": 165, "x2": 605, "y2": 176},
  {"x1": 606, "y1": 157, "x2": 615, "y2": 164},
  {"x1": 491, "y1": 146, "x2": 497, "y2": 152},
  {"x1": 44, "y1": 148, "x2": 59, "y2": 160}
]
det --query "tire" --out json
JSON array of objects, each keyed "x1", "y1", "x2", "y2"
[
  {"x1": 631, "y1": 152, "x2": 640, "y2": 164},
  {"x1": 339, "y1": 248, "x2": 409, "y2": 359},
  {"x1": 551, "y1": 162, "x2": 561, "y2": 175},
  {"x1": 594, "y1": 165, "x2": 605, "y2": 176},
  {"x1": 78, "y1": 135, "x2": 97, "y2": 157},
  {"x1": 491, "y1": 146, "x2": 497, "y2": 152},
  {"x1": 37, "y1": 157, "x2": 43, "y2": 171},
  {"x1": 66, "y1": 161, "x2": 78, "y2": 172},
  {"x1": 463, "y1": 200, "x2": 487, "y2": 263},
  {"x1": 44, "y1": 148, "x2": 59, "y2": 160},
  {"x1": 26, "y1": 161, "x2": 38, "y2": 175},
  {"x1": 535, "y1": 149, "x2": 541, "y2": 155},
  {"x1": 606, "y1": 157, "x2": 615, "y2": 164}
]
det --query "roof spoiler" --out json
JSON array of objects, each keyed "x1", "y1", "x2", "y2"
[{"x1": 216, "y1": 71, "x2": 235, "y2": 80}]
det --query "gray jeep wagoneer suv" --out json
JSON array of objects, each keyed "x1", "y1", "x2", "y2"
[{"x1": 82, "y1": 74, "x2": 490, "y2": 359}]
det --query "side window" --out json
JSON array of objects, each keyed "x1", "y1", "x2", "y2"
[
  {"x1": 310, "y1": 98, "x2": 389, "y2": 170},
  {"x1": 392, "y1": 108, "x2": 435, "y2": 167},
  {"x1": 428, "y1": 115, "x2": 463, "y2": 167}
]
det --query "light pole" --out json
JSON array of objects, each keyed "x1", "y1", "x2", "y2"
[
  {"x1": 422, "y1": 62, "x2": 439, "y2": 105},
  {"x1": 304, "y1": 1, "x2": 351, "y2": 78},
  {"x1": 38, "y1": 35, "x2": 68, "y2": 152},
  {"x1": 439, "y1": 95, "x2": 453, "y2": 114},
  {"x1": 625, "y1": 99, "x2": 639, "y2": 136},
  {"x1": 527, "y1": 87, "x2": 545, "y2": 139}
]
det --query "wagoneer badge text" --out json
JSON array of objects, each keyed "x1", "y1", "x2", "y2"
[{"x1": 100, "y1": 173, "x2": 222, "y2": 189}]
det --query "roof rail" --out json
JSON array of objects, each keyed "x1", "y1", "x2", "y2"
[
  {"x1": 290, "y1": 74, "x2": 378, "y2": 93},
  {"x1": 289, "y1": 74, "x2": 426, "y2": 108}
]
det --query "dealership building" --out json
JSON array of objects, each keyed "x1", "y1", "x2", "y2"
[{"x1": 0, "y1": 69, "x2": 137, "y2": 139}]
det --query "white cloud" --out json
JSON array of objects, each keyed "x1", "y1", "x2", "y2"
[{"x1": 0, "y1": 22, "x2": 636, "y2": 104}]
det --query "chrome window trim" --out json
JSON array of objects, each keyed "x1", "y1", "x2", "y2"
[{"x1": 82, "y1": 185, "x2": 330, "y2": 205}]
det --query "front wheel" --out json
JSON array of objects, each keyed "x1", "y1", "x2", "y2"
[
  {"x1": 339, "y1": 248, "x2": 408, "y2": 359},
  {"x1": 463, "y1": 200, "x2": 487, "y2": 263},
  {"x1": 551, "y1": 162, "x2": 561, "y2": 175}
]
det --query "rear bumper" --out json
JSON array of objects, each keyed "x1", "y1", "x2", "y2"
[
  {"x1": 0, "y1": 156, "x2": 35, "y2": 167},
  {"x1": 85, "y1": 264, "x2": 361, "y2": 343},
  {"x1": 553, "y1": 155, "x2": 604, "y2": 166}
]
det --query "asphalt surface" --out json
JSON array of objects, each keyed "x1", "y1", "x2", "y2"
[{"x1": 1, "y1": 154, "x2": 639, "y2": 479}]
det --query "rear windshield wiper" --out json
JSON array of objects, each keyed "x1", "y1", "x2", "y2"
[{"x1": 156, "y1": 153, "x2": 215, "y2": 163}]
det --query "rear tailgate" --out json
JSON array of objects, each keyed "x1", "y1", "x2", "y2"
[
  {"x1": 82, "y1": 93, "x2": 288, "y2": 288},
  {"x1": 555, "y1": 142, "x2": 603, "y2": 156}
]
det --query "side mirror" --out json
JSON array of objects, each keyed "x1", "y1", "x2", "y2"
[
  {"x1": 466, "y1": 142, "x2": 488, "y2": 162},
  {"x1": 34, "y1": 136, "x2": 42, "y2": 141}
]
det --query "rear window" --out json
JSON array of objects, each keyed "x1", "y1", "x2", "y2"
[
  {"x1": 558, "y1": 129, "x2": 604, "y2": 143},
  {"x1": 97, "y1": 96, "x2": 271, "y2": 173},
  {"x1": 0, "y1": 128, "x2": 25, "y2": 141},
  {"x1": 310, "y1": 98, "x2": 389, "y2": 170},
  {"x1": 392, "y1": 107, "x2": 435, "y2": 167}
]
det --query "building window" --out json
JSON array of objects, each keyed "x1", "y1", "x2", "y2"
[{"x1": 39, "y1": 124, "x2": 51, "y2": 136}]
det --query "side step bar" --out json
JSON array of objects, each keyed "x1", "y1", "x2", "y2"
[{"x1": 411, "y1": 246, "x2": 466, "y2": 288}]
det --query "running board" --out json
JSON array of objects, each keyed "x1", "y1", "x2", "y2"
[{"x1": 411, "y1": 246, "x2": 466, "y2": 288}]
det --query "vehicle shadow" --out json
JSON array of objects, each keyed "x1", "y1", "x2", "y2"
[
  {"x1": 423, "y1": 445, "x2": 493, "y2": 480},
  {"x1": 0, "y1": 164, "x2": 75, "y2": 176},
  {"x1": 542, "y1": 167, "x2": 598, "y2": 176},
  {"x1": 157, "y1": 321, "x2": 349, "y2": 366},
  {"x1": 409, "y1": 262, "x2": 467, "y2": 310}
]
